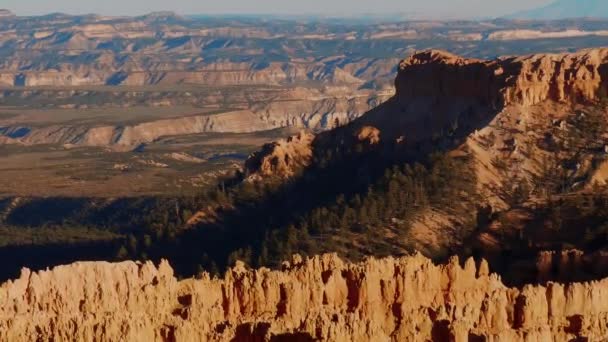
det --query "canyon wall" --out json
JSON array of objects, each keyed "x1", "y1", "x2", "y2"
[
  {"x1": 1, "y1": 62, "x2": 373, "y2": 88},
  {"x1": 2, "y1": 253, "x2": 608, "y2": 341}
]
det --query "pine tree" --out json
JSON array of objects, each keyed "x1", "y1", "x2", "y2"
[
  {"x1": 127, "y1": 234, "x2": 138, "y2": 254},
  {"x1": 286, "y1": 225, "x2": 298, "y2": 248},
  {"x1": 115, "y1": 246, "x2": 129, "y2": 260}
]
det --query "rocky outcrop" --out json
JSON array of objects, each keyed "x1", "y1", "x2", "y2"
[
  {"x1": 356, "y1": 126, "x2": 381, "y2": 145},
  {"x1": 390, "y1": 48, "x2": 608, "y2": 130},
  {"x1": 245, "y1": 48, "x2": 608, "y2": 180},
  {"x1": 505, "y1": 49, "x2": 608, "y2": 105},
  {"x1": 397, "y1": 48, "x2": 608, "y2": 108},
  {"x1": 395, "y1": 50, "x2": 504, "y2": 107},
  {"x1": 244, "y1": 131, "x2": 315, "y2": 180},
  {"x1": 2, "y1": 253, "x2": 608, "y2": 341}
]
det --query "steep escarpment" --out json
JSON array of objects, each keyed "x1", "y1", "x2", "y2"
[
  {"x1": 504, "y1": 49, "x2": 608, "y2": 105},
  {"x1": 238, "y1": 49, "x2": 608, "y2": 267},
  {"x1": 360, "y1": 48, "x2": 608, "y2": 140},
  {"x1": 396, "y1": 49, "x2": 608, "y2": 107},
  {"x1": 2, "y1": 254, "x2": 608, "y2": 341},
  {"x1": 246, "y1": 49, "x2": 608, "y2": 188},
  {"x1": 2, "y1": 110, "x2": 271, "y2": 149}
]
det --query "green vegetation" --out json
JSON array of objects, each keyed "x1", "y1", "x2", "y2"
[
  {"x1": 0, "y1": 225, "x2": 121, "y2": 247},
  {"x1": 0, "y1": 130, "x2": 479, "y2": 280},
  {"x1": 466, "y1": 191, "x2": 608, "y2": 285},
  {"x1": 0, "y1": 223, "x2": 124, "y2": 280},
  {"x1": 96, "y1": 141, "x2": 478, "y2": 277},
  {"x1": 249, "y1": 152, "x2": 478, "y2": 267},
  {"x1": 534, "y1": 107, "x2": 608, "y2": 197}
]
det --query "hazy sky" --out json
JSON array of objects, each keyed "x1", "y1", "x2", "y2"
[{"x1": 0, "y1": 0, "x2": 553, "y2": 18}]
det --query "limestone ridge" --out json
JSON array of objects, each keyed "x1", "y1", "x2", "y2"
[
  {"x1": 0, "y1": 88, "x2": 389, "y2": 149},
  {"x1": 2, "y1": 254, "x2": 608, "y2": 341}
]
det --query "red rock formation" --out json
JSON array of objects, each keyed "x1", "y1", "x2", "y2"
[
  {"x1": 397, "y1": 48, "x2": 608, "y2": 107},
  {"x1": 356, "y1": 126, "x2": 381, "y2": 145},
  {"x1": 245, "y1": 49, "x2": 608, "y2": 180},
  {"x1": 2, "y1": 254, "x2": 608, "y2": 341},
  {"x1": 244, "y1": 131, "x2": 315, "y2": 181}
]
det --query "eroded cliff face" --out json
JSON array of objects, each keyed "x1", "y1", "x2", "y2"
[
  {"x1": 396, "y1": 48, "x2": 608, "y2": 108},
  {"x1": 373, "y1": 48, "x2": 608, "y2": 141},
  {"x1": 244, "y1": 131, "x2": 315, "y2": 180},
  {"x1": 2, "y1": 254, "x2": 608, "y2": 341},
  {"x1": 245, "y1": 48, "x2": 608, "y2": 186}
]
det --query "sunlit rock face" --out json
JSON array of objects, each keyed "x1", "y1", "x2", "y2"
[
  {"x1": 2, "y1": 253, "x2": 608, "y2": 341},
  {"x1": 397, "y1": 48, "x2": 608, "y2": 107},
  {"x1": 244, "y1": 48, "x2": 608, "y2": 181}
]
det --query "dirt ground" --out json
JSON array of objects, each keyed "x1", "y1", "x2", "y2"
[{"x1": 0, "y1": 129, "x2": 294, "y2": 197}]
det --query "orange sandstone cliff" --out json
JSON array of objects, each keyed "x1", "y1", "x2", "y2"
[
  {"x1": 2, "y1": 254, "x2": 608, "y2": 341},
  {"x1": 5, "y1": 49, "x2": 608, "y2": 341},
  {"x1": 245, "y1": 49, "x2": 608, "y2": 180},
  {"x1": 244, "y1": 131, "x2": 315, "y2": 180}
]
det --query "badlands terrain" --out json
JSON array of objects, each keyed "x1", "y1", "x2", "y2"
[
  {"x1": 4, "y1": 253, "x2": 608, "y2": 341},
  {"x1": 2, "y1": 12, "x2": 608, "y2": 196},
  {"x1": 4, "y1": 9, "x2": 608, "y2": 340},
  {"x1": 4, "y1": 46, "x2": 608, "y2": 340}
]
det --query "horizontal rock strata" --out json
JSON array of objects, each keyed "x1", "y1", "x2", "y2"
[{"x1": 396, "y1": 49, "x2": 608, "y2": 107}]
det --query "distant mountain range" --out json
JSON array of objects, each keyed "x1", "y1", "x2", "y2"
[{"x1": 508, "y1": 0, "x2": 608, "y2": 19}]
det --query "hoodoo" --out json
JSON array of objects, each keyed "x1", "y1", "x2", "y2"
[
  {"x1": 5, "y1": 48, "x2": 608, "y2": 341},
  {"x1": 3, "y1": 254, "x2": 608, "y2": 341}
]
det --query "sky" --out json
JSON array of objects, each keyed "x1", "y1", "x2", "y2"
[{"x1": 0, "y1": 0, "x2": 554, "y2": 18}]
